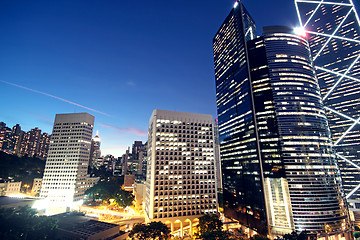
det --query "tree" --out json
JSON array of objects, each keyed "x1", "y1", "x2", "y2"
[
  {"x1": 0, "y1": 206, "x2": 57, "y2": 240},
  {"x1": 354, "y1": 232, "x2": 360, "y2": 239},
  {"x1": 195, "y1": 214, "x2": 232, "y2": 240},
  {"x1": 85, "y1": 180, "x2": 134, "y2": 208},
  {"x1": 129, "y1": 223, "x2": 150, "y2": 240},
  {"x1": 0, "y1": 151, "x2": 45, "y2": 187},
  {"x1": 129, "y1": 221, "x2": 171, "y2": 240},
  {"x1": 282, "y1": 231, "x2": 310, "y2": 240},
  {"x1": 148, "y1": 221, "x2": 171, "y2": 240},
  {"x1": 250, "y1": 235, "x2": 269, "y2": 240},
  {"x1": 112, "y1": 189, "x2": 134, "y2": 208}
]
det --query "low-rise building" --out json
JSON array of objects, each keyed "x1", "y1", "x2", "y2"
[
  {"x1": 124, "y1": 175, "x2": 135, "y2": 192},
  {"x1": 84, "y1": 176, "x2": 99, "y2": 192},
  {"x1": 53, "y1": 213, "x2": 124, "y2": 240},
  {"x1": 31, "y1": 178, "x2": 42, "y2": 196},
  {"x1": 4, "y1": 182, "x2": 22, "y2": 196}
]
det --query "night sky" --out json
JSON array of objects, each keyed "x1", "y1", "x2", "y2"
[{"x1": 0, "y1": 0, "x2": 298, "y2": 156}]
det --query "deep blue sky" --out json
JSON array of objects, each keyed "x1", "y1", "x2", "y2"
[{"x1": 0, "y1": 0, "x2": 297, "y2": 156}]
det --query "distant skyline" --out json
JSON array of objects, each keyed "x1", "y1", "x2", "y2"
[{"x1": 0, "y1": 0, "x2": 299, "y2": 157}]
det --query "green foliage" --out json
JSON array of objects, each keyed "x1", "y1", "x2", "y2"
[
  {"x1": 250, "y1": 235, "x2": 269, "y2": 240},
  {"x1": 112, "y1": 190, "x2": 135, "y2": 208},
  {"x1": 0, "y1": 206, "x2": 57, "y2": 240},
  {"x1": 85, "y1": 180, "x2": 134, "y2": 208},
  {"x1": 129, "y1": 221, "x2": 171, "y2": 240},
  {"x1": 0, "y1": 151, "x2": 45, "y2": 186},
  {"x1": 354, "y1": 232, "x2": 360, "y2": 239},
  {"x1": 195, "y1": 214, "x2": 232, "y2": 240},
  {"x1": 355, "y1": 225, "x2": 360, "y2": 231},
  {"x1": 281, "y1": 231, "x2": 309, "y2": 240}
]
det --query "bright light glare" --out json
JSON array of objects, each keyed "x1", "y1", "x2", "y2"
[
  {"x1": 294, "y1": 27, "x2": 306, "y2": 37},
  {"x1": 33, "y1": 199, "x2": 49, "y2": 210},
  {"x1": 234, "y1": 1, "x2": 239, "y2": 8}
]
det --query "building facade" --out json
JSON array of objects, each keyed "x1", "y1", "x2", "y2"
[
  {"x1": 213, "y1": 119, "x2": 222, "y2": 192},
  {"x1": 31, "y1": 178, "x2": 43, "y2": 197},
  {"x1": 39, "y1": 113, "x2": 94, "y2": 214},
  {"x1": 250, "y1": 26, "x2": 349, "y2": 236},
  {"x1": 213, "y1": 0, "x2": 265, "y2": 234},
  {"x1": 5, "y1": 182, "x2": 22, "y2": 196},
  {"x1": 295, "y1": 0, "x2": 360, "y2": 213},
  {"x1": 145, "y1": 109, "x2": 218, "y2": 237},
  {"x1": 0, "y1": 123, "x2": 51, "y2": 159},
  {"x1": 90, "y1": 131, "x2": 101, "y2": 168},
  {"x1": 213, "y1": 1, "x2": 350, "y2": 237}
]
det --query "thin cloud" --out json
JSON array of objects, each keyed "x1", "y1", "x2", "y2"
[
  {"x1": 99, "y1": 123, "x2": 147, "y2": 136},
  {"x1": 26, "y1": 112, "x2": 53, "y2": 127},
  {"x1": 0, "y1": 80, "x2": 111, "y2": 117}
]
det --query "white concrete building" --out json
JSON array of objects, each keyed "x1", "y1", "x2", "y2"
[
  {"x1": 84, "y1": 176, "x2": 99, "y2": 192},
  {"x1": 39, "y1": 113, "x2": 94, "y2": 214},
  {"x1": 31, "y1": 178, "x2": 42, "y2": 196},
  {"x1": 4, "y1": 182, "x2": 22, "y2": 196},
  {"x1": 145, "y1": 109, "x2": 218, "y2": 237}
]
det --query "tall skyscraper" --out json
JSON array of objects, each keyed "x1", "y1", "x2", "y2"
[
  {"x1": 132, "y1": 141, "x2": 145, "y2": 160},
  {"x1": 145, "y1": 109, "x2": 218, "y2": 237},
  {"x1": 294, "y1": 0, "x2": 360, "y2": 216},
  {"x1": 213, "y1": 0, "x2": 263, "y2": 234},
  {"x1": 90, "y1": 131, "x2": 101, "y2": 168},
  {"x1": 39, "y1": 113, "x2": 94, "y2": 214},
  {"x1": 213, "y1": 2, "x2": 350, "y2": 238}
]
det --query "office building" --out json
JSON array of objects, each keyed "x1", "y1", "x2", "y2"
[
  {"x1": 131, "y1": 141, "x2": 147, "y2": 178},
  {"x1": 213, "y1": 0, "x2": 261, "y2": 233},
  {"x1": 145, "y1": 109, "x2": 217, "y2": 237},
  {"x1": 31, "y1": 178, "x2": 43, "y2": 197},
  {"x1": 294, "y1": 0, "x2": 360, "y2": 214},
  {"x1": 213, "y1": 119, "x2": 222, "y2": 192},
  {"x1": 90, "y1": 131, "x2": 101, "y2": 168},
  {"x1": 39, "y1": 113, "x2": 94, "y2": 214},
  {"x1": 213, "y1": 2, "x2": 350, "y2": 237},
  {"x1": 84, "y1": 176, "x2": 99, "y2": 192},
  {"x1": 249, "y1": 25, "x2": 349, "y2": 237},
  {"x1": 132, "y1": 141, "x2": 145, "y2": 160}
]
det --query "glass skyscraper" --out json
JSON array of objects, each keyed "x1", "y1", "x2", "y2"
[
  {"x1": 214, "y1": 1, "x2": 350, "y2": 237},
  {"x1": 294, "y1": 0, "x2": 360, "y2": 213},
  {"x1": 213, "y1": 0, "x2": 266, "y2": 234}
]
